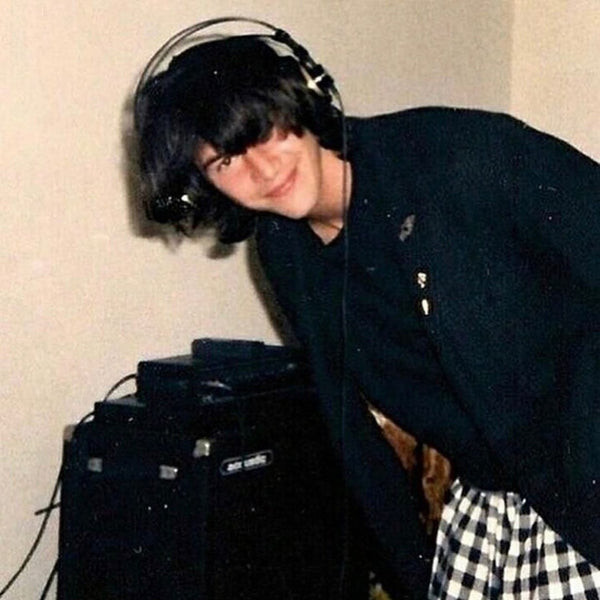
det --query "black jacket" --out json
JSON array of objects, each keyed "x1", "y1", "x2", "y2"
[{"x1": 255, "y1": 108, "x2": 600, "y2": 597}]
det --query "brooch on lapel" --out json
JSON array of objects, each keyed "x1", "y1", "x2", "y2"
[
  {"x1": 416, "y1": 270, "x2": 431, "y2": 316},
  {"x1": 398, "y1": 214, "x2": 416, "y2": 242}
]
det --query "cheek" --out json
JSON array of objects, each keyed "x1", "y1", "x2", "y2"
[
  {"x1": 220, "y1": 179, "x2": 262, "y2": 210},
  {"x1": 211, "y1": 174, "x2": 249, "y2": 202},
  {"x1": 303, "y1": 153, "x2": 321, "y2": 191}
]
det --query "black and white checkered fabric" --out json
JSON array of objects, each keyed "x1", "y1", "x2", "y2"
[{"x1": 428, "y1": 479, "x2": 600, "y2": 599}]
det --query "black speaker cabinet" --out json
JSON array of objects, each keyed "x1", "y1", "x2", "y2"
[{"x1": 58, "y1": 340, "x2": 367, "y2": 599}]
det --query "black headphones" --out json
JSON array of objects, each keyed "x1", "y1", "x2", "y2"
[
  {"x1": 133, "y1": 16, "x2": 345, "y2": 234},
  {"x1": 134, "y1": 16, "x2": 338, "y2": 125}
]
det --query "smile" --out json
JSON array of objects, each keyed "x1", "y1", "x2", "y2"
[{"x1": 265, "y1": 168, "x2": 297, "y2": 199}]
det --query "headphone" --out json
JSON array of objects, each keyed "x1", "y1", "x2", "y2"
[
  {"x1": 134, "y1": 16, "x2": 339, "y2": 125},
  {"x1": 133, "y1": 16, "x2": 343, "y2": 228}
]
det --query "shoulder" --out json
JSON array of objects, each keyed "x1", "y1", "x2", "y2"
[
  {"x1": 346, "y1": 108, "x2": 527, "y2": 187},
  {"x1": 360, "y1": 107, "x2": 596, "y2": 164},
  {"x1": 349, "y1": 107, "x2": 523, "y2": 141},
  {"x1": 352, "y1": 107, "x2": 599, "y2": 182},
  {"x1": 347, "y1": 107, "x2": 532, "y2": 174}
]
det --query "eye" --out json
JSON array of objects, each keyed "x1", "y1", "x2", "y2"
[
  {"x1": 208, "y1": 154, "x2": 238, "y2": 176},
  {"x1": 218, "y1": 156, "x2": 233, "y2": 170},
  {"x1": 201, "y1": 150, "x2": 242, "y2": 179}
]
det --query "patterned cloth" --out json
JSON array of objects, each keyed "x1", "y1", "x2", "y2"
[{"x1": 429, "y1": 479, "x2": 600, "y2": 599}]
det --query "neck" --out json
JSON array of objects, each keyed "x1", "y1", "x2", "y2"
[{"x1": 307, "y1": 148, "x2": 351, "y2": 241}]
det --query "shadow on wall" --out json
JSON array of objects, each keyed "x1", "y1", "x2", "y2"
[
  {"x1": 246, "y1": 236, "x2": 298, "y2": 346},
  {"x1": 119, "y1": 92, "x2": 234, "y2": 254},
  {"x1": 119, "y1": 92, "x2": 296, "y2": 345},
  {"x1": 120, "y1": 93, "x2": 181, "y2": 243}
]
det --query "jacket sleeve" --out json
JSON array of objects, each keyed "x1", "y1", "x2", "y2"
[
  {"x1": 510, "y1": 120, "x2": 600, "y2": 560},
  {"x1": 510, "y1": 119, "x2": 600, "y2": 297}
]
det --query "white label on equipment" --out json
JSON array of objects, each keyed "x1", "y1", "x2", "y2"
[{"x1": 219, "y1": 450, "x2": 274, "y2": 476}]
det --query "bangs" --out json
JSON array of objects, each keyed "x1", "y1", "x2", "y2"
[{"x1": 197, "y1": 83, "x2": 304, "y2": 157}]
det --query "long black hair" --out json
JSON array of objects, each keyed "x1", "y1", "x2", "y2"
[{"x1": 134, "y1": 35, "x2": 342, "y2": 243}]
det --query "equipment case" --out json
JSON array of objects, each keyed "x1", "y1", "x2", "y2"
[{"x1": 58, "y1": 340, "x2": 366, "y2": 599}]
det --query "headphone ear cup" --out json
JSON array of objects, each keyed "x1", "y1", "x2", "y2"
[
  {"x1": 275, "y1": 55, "x2": 330, "y2": 100},
  {"x1": 271, "y1": 29, "x2": 335, "y2": 100},
  {"x1": 144, "y1": 192, "x2": 196, "y2": 223},
  {"x1": 298, "y1": 64, "x2": 334, "y2": 99}
]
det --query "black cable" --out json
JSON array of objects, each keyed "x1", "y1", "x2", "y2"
[
  {"x1": 335, "y1": 88, "x2": 350, "y2": 462},
  {"x1": 325, "y1": 83, "x2": 355, "y2": 600},
  {"x1": 0, "y1": 369, "x2": 135, "y2": 598},
  {"x1": 0, "y1": 409, "x2": 94, "y2": 598},
  {"x1": 0, "y1": 466, "x2": 63, "y2": 598},
  {"x1": 102, "y1": 372, "x2": 137, "y2": 402},
  {"x1": 38, "y1": 559, "x2": 57, "y2": 600}
]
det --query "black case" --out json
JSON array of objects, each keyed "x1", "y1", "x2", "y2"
[{"x1": 58, "y1": 340, "x2": 367, "y2": 599}]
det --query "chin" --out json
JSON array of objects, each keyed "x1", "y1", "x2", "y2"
[{"x1": 268, "y1": 195, "x2": 316, "y2": 220}]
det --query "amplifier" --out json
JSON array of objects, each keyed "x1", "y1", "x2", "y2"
[{"x1": 58, "y1": 340, "x2": 367, "y2": 599}]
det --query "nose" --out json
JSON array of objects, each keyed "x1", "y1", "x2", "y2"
[{"x1": 243, "y1": 142, "x2": 280, "y2": 181}]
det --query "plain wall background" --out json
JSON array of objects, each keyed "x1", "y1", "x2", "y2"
[{"x1": 0, "y1": 1, "x2": 597, "y2": 596}]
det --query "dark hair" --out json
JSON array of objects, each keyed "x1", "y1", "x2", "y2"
[{"x1": 134, "y1": 35, "x2": 342, "y2": 243}]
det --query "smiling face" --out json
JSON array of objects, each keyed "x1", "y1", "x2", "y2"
[
  {"x1": 136, "y1": 34, "x2": 346, "y2": 242},
  {"x1": 195, "y1": 127, "x2": 330, "y2": 221}
]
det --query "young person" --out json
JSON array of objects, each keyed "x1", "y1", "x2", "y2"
[{"x1": 134, "y1": 31, "x2": 600, "y2": 599}]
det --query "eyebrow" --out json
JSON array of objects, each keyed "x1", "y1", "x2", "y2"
[
  {"x1": 195, "y1": 145, "x2": 223, "y2": 171},
  {"x1": 201, "y1": 154, "x2": 222, "y2": 170}
]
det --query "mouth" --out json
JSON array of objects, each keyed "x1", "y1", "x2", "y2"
[{"x1": 265, "y1": 168, "x2": 297, "y2": 199}]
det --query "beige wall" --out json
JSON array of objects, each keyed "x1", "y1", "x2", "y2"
[
  {"x1": 510, "y1": 0, "x2": 600, "y2": 160},
  {"x1": 0, "y1": 1, "x2": 596, "y2": 596}
]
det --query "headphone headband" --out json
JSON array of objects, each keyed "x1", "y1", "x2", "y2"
[{"x1": 134, "y1": 16, "x2": 337, "y2": 115}]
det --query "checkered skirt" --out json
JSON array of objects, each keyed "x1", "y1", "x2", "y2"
[{"x1": 428, "y1": 479, "x2": 600, "y2": 599}]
